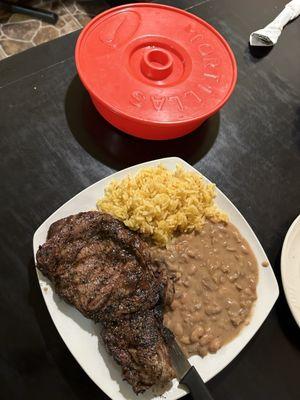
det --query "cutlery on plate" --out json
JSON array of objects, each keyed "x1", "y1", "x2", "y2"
[{"x1": 166, "y1": 330, "x2": 214, "y2": 399}]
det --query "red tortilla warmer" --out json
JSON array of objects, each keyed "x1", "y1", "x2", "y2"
[{"x1": 75, "y1": 3, "x2": 237, "y2": 140}]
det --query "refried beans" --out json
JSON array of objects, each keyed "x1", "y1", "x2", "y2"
[{"x1": 151, "y1": 220, "x2": 258, "y2": 357}]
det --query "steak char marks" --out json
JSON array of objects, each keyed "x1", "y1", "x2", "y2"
[{"x1": 36, "y1": 211, "x2": 174, "y2": 393}]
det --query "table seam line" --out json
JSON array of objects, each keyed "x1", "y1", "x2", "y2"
[{"x1": 0, "y1": 56, "x2": 74, "y2": 89}]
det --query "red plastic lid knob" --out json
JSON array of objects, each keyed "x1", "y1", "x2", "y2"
[{"x1": 141, "y1": 48, "x2": 174, "y2": 81}]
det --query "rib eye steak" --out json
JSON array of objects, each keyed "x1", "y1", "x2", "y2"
[{"x1": 36, "y1": 211, "x2": 175, "y2": 393}]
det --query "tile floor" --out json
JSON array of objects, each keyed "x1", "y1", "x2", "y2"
[{"x1": 0, "y1": 0, "x2": 111, "y2": 59}]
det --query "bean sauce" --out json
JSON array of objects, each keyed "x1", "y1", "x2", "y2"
[{"x1": 152, "y1": 221, "x2": 258, "y2": 357}]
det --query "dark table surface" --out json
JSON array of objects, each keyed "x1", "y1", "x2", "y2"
[{"x1": 1, "y1": 0, "x2": 300, "y2": 399}]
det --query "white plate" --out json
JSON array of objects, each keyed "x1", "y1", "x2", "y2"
[
  {"x1": 281, "y1": 214, "x2": 300, "y2": 328},
  {"x1": 33, "y1": 157, "x2": 279, "y2": 400}
]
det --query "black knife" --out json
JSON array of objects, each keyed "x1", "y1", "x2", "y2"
[{"x1": 166, "y1": 331, "x2": 214, "y2": 399}]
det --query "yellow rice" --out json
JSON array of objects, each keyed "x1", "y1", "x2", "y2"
[{"x1": 97, "y1": 165, "x2": 228, "y2": 245}]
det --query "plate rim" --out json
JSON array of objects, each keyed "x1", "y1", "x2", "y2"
[
  {"x1": 281, "y1": 213, "x2": 300, "y2": 328},
  {"x1": 33, "y1": 156, "x2": 279, "y2": 399}
]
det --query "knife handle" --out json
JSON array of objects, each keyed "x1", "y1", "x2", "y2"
[{"x1": 180, "y1": 366, "x2": 214, "y2": 400}]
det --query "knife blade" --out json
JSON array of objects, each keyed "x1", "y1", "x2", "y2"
[
  {"x1": 167, "y1": 331, "x2": 192, "y2": 380},
  {"x1": 165, "y1": 329, "x2": 214, "y2": 400}
]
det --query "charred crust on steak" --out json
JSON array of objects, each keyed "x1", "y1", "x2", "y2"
[{"x1": 36, "y1": 211, "x2": 175, "y2": 393}]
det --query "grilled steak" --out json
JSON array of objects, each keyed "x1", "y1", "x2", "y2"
[
  {"x1": 36, "y1": 211, "x2": 174, "y2": 393},
  {"x1": 102, "y1": 308, "x2": 174, "y2": 393}
]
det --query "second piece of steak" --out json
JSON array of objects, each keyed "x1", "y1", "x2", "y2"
[
  {"x1": 102, "y1": 307, "x2": 174, "y2": 393},
  {"x1": 36, "y1": 211, "x2": 174, "y2": 393}
]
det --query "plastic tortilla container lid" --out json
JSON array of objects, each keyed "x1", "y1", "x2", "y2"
[{"x1": 75, "y1": 3, "x2": 237, "y2": 140}]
